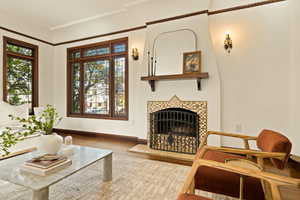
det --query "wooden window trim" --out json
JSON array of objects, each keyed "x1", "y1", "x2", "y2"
[
  {"x1": 3, "y1": 36, "x2": 39, "y2": 109},
  {"x1": 67, "y1": 37, "x2": 128, "y2": 120}
]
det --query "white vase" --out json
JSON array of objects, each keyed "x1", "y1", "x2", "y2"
[{"x1": 38, "y1": 133, "x2": 63, "y2": 155}]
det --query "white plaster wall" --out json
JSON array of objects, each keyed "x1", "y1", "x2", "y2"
[
  {"x1": 289, "y1": 0, "x2": 300, "y2": 155},
  {"x1": 209, "y1": 1, "x2": 291, "y2": 148}
]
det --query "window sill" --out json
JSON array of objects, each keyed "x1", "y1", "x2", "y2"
[{"x1": 67, "y1": 113, "x2": 128, "y2": 121}]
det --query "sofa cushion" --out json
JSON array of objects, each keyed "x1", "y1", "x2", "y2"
[
  {"x1": 178, "y1": 194, "x2": 211, "y2": 200},
  {"x1": 0, "y1": 101, "x2": 29, "y2": 127},
  {"x1": 257, "y1": 129, "x2": 292, "y2": 169},
  {"x1": 195, "y1": 150, "x2": 265, "y2": 200}
]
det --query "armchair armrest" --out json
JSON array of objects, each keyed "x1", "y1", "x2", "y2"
[
  {"x1": 200, "y1": 131, "x2": 258, "y2": 150},
  {"x1": 207, "y1": 131, "x2": 258, "y2": 140},
  {"x1": 204, "y1": 146, "x2": 287, "y2": 160}
]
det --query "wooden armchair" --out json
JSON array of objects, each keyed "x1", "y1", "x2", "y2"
[
  {"x1": 178, "y1": 159, "x2": 300, "y2": 200},
  {"x1": 194, "y1": 129, "x2": 292, "y2": 199}
]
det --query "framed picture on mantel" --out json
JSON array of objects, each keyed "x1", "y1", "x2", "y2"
[{"x1": 183, "y1": 51, "x2": 202, "y2": 74}]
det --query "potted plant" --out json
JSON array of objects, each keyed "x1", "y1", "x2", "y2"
[{"x1": 0, "y1": 105, "x2": 63, "y2": 155}]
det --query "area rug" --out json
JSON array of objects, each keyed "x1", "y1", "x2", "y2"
[{"x1": 0, "y1": 152, "x2": 235, "y2": 200}]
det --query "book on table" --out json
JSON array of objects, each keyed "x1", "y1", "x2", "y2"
[{"x1": 20, "y1": 155, "x2": 72, "y2": 176}]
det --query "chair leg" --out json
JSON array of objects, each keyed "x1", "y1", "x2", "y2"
[
  {"x1": 270, "y1": 183, "x2": 281, "y2": 200},
  {"x1": 188, "y1": 178, "x2": 195, "y2": 194}
]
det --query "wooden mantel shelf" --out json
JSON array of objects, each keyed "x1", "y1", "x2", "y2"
[{"x1": 141, "y1": 73, "x2": 209, "y2": 91}]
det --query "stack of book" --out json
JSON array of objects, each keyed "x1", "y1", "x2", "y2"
[{"x1": 21, "y1": 154, "x2": 72, "y2": 176}]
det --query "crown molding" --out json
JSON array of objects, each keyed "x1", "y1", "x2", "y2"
[
  {"x1": 54, "y1": 25, "x2": 147, "y2": 46},
  {"x1": 146, "y1": 10, "x2": 209, "y2": 26},
  {"x1": 0, "y1": 26, "x2": 54, "y2": 46},
  {"x1": 208, "y1": 0, "x2": 286, "y2": 15}
]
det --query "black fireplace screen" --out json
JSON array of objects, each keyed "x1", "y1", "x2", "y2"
[{"x1": 149, "y1": 108, "x2": 199, "y2": 154}]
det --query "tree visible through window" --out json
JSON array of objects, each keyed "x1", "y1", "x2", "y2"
[
  {"x1": 3, "y1": 37, "x2": 38, "y2": 110},
  {"x1": 67, "y1": 38, "x2": 128, "y2": 120}
]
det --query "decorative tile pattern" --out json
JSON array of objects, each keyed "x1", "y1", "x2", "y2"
[{"x1": 147, "y1": 96, "x2": 208, "y2": 154}]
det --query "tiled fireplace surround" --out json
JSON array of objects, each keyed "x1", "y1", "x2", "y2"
[{"x1": 147, "y1": 96, "x2": 207, "y2": 154}]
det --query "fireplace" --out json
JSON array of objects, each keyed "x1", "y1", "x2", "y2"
[
  {"x1": 148, "y1": 96, "x2": 207, "y2": 154},
  {"x1": 150, "y1": 108, "x2": 199, "y2": 153}
]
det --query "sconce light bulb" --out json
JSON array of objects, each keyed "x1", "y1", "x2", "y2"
[
  {"x1": 132, "y1": 48, "x2": 139, "y2": 60},
  {"x1": 224, "y1": 34, "x2": 233, "y2": 54}
]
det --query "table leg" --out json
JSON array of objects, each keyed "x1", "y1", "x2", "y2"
[
  {"x1": 103, "y1": 153, "x2": 112, "y2": 182},
  {"x1": 32, "y1": 187, "x2": 49, "y2": 200}
]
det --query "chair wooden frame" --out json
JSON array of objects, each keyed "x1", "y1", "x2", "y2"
[
  {"x1": 199, "y1": 131, "x2": 288, "y2": 169},
  {"x1": 180, "y1": 159, "x2": 300, "y2": 200}
]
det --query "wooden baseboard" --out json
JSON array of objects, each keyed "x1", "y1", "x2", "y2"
[
  {"x1": 137, "y1": 138, "x2": 148, "y2": 144},
  {"x1": 53, "y1": 128, "x2": 147, "y2": 144}
]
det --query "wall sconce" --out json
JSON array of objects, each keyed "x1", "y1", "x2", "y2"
[
  {"x1": 224, "y1": 34, "x2": 233, "y2": 53},
  {"x1": 132, "y1": 48, "x2": 139, "y2": 60}
]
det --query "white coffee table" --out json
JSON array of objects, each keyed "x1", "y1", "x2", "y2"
[{"x1": 0, "y1": 145, "x2": 113, "y2": 200}]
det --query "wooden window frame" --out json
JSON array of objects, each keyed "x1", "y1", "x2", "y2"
[
  {"x1": 67, "y1": 37, "x2": 129, "y2": 120},
  {"x1": 3, "y1": 36, "x2": 39, "y2": 109}
]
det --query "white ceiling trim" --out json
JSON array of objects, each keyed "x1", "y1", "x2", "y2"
[{"x1": 50, "y1": 0, "x2": 150, "y2": 31}]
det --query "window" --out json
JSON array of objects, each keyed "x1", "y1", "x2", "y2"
[
  {"x1": 3, "y1": 37, "x2": 39, "y2": 110},
  {"x1": 67, "y1": 37, "x2": 128, "y2": 120}
]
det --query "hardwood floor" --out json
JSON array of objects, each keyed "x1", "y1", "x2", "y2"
[
  {"x1": 63, "y1": 133, "x2": 300, "y2": 199},
  {"x1": 66, "y1": 133, "x2": 136, "y2": 155}
]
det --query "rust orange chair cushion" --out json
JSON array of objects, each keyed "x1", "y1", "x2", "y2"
[
  {"x1": 178, "y1": 194, "x2": 211, "y2": 200},
  {"x1": 194, "y1": 150, "x2": 265, "y2": 200},
  {"x1": 257, "y1": 129, "x2": 292, "y2": 169}
]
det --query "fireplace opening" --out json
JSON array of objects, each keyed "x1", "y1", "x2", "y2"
[
  {"x1": 154, "y1": 108, "x2": 198, "y2": 136},
  {"x1": 150, "y1": 107, "x2": 199, "y2": 154}
]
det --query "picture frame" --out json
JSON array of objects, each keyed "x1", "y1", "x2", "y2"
[{"x1": 183, "y1": 51, "x2": 202, "y2": 74}]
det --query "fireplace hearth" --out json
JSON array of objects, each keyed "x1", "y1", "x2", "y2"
[{"x1": 148, "y1": 96, "x2": 207, "y2": 154}]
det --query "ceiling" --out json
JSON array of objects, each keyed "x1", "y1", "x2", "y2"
[{"x1": 0, "y1": 0, "x2": 149, "y2": 30}]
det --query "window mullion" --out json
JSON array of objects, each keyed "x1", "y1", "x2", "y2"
[
  {"x1": 30, "y1": 58, "x2": 35, "y2": 108},
  {"x1": 80, "y1": 61, "x2": 84, "y2": 115},
  {"x1": 110, "y1": 42, "x2": 115, "y2": 117}
]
